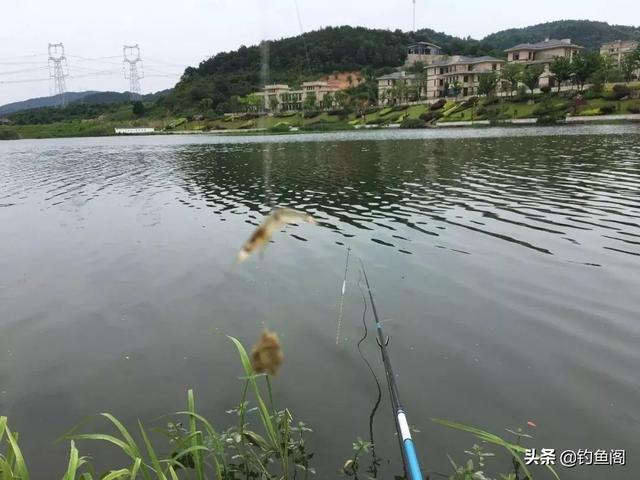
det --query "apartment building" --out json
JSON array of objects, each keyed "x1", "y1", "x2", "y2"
[
  {"x1": 504, "y1": 38, "x2": 583, "y2": 88},
  {"x1": 258, "y1": 81, "x2": 339, "y2": 111},
  {"x1": 426, "y1": 56, "x2": 505, "y2": 98},
  {"x1": 600, "y1": 39, "x2": 639, "y2": 67}
]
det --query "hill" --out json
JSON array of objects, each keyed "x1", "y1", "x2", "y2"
[
  {"x1": 0, "y1": 89, "x2": 172, "y2": 116},
  {"x1": 0, "y1": 92, "x2": 98, "y2": 115},
  {"x1": 483, "y1": 20, "x2": 640, "y2": 51},
  {"x1": 165, "y1": 20, "x2": 639, "y2": 115}
]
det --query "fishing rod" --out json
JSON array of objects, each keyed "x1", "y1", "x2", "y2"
[{"x1": 360, "y1": 261, "x2": 423, "y2": 480}]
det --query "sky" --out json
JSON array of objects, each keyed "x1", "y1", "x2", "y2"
[{"x1": 0, "y1": 0, "x2": 638, "y2": 105}]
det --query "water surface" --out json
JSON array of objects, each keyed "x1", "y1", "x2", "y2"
[{"x1": 1, "y1": 126, "x2": 639, "y2": 478}]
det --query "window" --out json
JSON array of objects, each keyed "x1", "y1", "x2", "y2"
[
  {"x1": 439, "y1": 79, "x2": 444, "y2": 86},
  {"x1": 513, "y1": 53, "x2": 520, "y2": 60},
  {"x1": 528, "y1": 51, "x2": 533, "y2": 60},
  {"x1": 463, "y1": 75, "x2": 469, "y2": 82},
  {"x1": 492, "y1": 63, "x2": 497, "y2": 70}
]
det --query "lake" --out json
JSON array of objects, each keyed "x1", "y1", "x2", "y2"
[{"x1": 1, "y1": 126, "x2": 639, "y2": 479}]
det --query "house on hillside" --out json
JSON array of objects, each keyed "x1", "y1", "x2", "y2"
[
  {"x1": 426, "y1": 56, "x2": 505, "y2": 98},
  {"x1": 405, "y1": 41, "x2": 447, "y2": 67},
  {"x1": 504, "y1": 38, "x2": 583, "y2": 88},
  {"x1": 256, "y1": 81, "x2": 340, "y2": 112},
  {"x1": 600, "y1": 39, "x2": 639, "y2": 68},
  {"x1": 378, "y1": 55, "x2": 504, "y2": 104}
]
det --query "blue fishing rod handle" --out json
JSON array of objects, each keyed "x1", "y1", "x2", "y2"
[{"x1": 403, "y1": 438, "x2": 423, "y2": 480}]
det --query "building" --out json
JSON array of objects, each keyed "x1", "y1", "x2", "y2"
[
  {"x1": 378, "y1": 55, "x2": 504, "y2": 104},
  {"x1": 504, "y1": 38, "x2": 583, "y2": 88},
  {"x1": 426, "y1": 56, "x2": 505, "y2": 98},
  {"x1": 257, "y1": 81, "x2": 340, "y2": 111},
  {"x1": 114, "y1": 127, "x2": 154, "y2": 134},
  {"x1": 405, "y1": 41, "x2": 447, "y2": 66},
  {"x1": 377, "y1": 71, "x2": 419, "y2": 104},
  {"x1": 600, "y1": 39, "x2": 639, "y2": 67}
]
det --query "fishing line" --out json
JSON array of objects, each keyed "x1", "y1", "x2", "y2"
[
  {"x1": 356, "y1": 268, "x2": 383, "y2": 476},
  {"x1": 335, "y1": 246, "x2": 351, "y2": 344}
]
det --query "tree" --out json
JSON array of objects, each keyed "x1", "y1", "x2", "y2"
[
  {"x1": 478, "y1": 71, "x2": 499, "y2": 98},
  {"x1": 571, "y1": 52, "x2": 602, "y2": 91},
  {"x1": 410, "y1": 61, "x2": 428, "y2": 100},
  {"x1": 500, "y1": 63, "x2": 523, "y2": 97},
  {"x1": 549, "y1": 56, "x2": 573, "y2": 93},
  {"x1": 620, "y1": 49, "x2": 639, "y2": 83},
  {"x1": 132, "y1": 101, "x2": 145, "y2": 117},
  {"x1": 451, "y1": 81, "x2": 462, "y2": 98},
  {"x1": 521, "y1": 64, "x2": 545, "y2": 101},
  {"x1": 303, "y1": 92, "x2": 317, "y2": 110},
  {"x1": 321, "y1": 92, "x2": 334, "y2": 110},
  {"x1": 334, "y1": 90, "x2": 349, "y2": 109},
  {"x1": 268, "y1": 96, "x2": 279, "y2": 112}
]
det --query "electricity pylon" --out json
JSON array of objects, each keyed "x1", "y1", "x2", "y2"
[
  {"x1": 48, "y1": 43, "x2": 68, "y2": 107},
  {"x1": 123, "y1": 44, "x2": 144, "y2": 100}
]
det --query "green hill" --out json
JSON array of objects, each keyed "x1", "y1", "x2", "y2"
[{"x1": 483, "y1": 20, "x2": 640, "y2": 51}]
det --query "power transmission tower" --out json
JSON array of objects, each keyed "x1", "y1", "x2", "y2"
[
  {"x1": 123, "y1": 44, "x2": 144, "y2": 100},
  {"x1": 48, "y1": 43, "x2": 68, "y2": 107}
]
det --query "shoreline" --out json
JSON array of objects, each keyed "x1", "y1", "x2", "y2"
[{"x1": 2, "y1": 115, "x2": 639, "y2": 141}]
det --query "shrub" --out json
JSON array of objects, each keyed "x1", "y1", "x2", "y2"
[
  {"x1": 238, "y1": 120, "x2": 255, "y2": 129},
  {"x1": 583, "y1": 90, "x2": 602, "y2": 100},
  {"x1": 390, "y1": 105, "x2": 407, "y2": 112},
  {"x1": 366, "y1": 117, "x2": 388, "y2": 125},
  {"x1": 515, "y1": 86, "x2": 529, "y2": 102},
  {"x1": 482, "y1": 96, "x2": 499, "y2": 106},
  {"x1": 303, "y1": 110, "x2": 320, "y2": 119},
  {"x1": 540, "y1": 86, "x2": 552, "y2": 94},
  {"x1": 627, "y1": 104, "x2": 640, "y2": 114},
  {"x1": 378, "y1": 107, "x2": 393, "y2": 116},
  {"x1": 607, "y1": 84, "x2": 631, "y2": 100},
  {"x1": 599, "y1": 104, "x2": 616, "y2": 115},
  {"x1": 537, "y1": 115, "x2": 558, "y2": 125},
  {"x1": 400, "y1": 118, "x2": 426, "y2": 129},
  {"x1": 419, "y1": 111, "x2": 441, "y2": 122},
  {"x1": 461, "y1": 96, "x2": 479, "y2": 108},
  {"x1": 270, "y1": 122, "x2": 291, "y2": 133},
  {"x1": 0, "y1": 128, "x2": 20, "y2": 140},
  {"x1": 364, "y1": 106, "x2": 380, "y2": 115},
  {"x1": 429, "y1": 99, "x2": 446, "y2": 110}
]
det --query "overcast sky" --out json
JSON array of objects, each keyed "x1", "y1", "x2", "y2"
[{"x1": 0, "y1": 0, "x2": 637, "y2": 105}]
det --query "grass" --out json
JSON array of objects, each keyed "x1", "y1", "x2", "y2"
[{"x1": 0, "y1": 334, "x2": 560, "y2": 479}]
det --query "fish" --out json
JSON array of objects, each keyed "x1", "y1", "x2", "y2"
[{"x1": 236, "y1": 208, "x2": 316, "y2": 262}]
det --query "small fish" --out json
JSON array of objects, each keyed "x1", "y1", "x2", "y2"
[
  {"x1": 251, "y1": 329, "x2": 284, "y2": 376},
  {"x1": 236, "y1": 208, "x2": 316, "y2": 262}
]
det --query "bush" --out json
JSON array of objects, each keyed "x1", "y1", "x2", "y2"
[
  {"x1": 378, "y1": 107, "x2": 393, "y2": 116},
  {"x1": 0, "y1": 128, "x2": 20, "y2": 140},
  {"x1": 400, "y1": 118, "x2": 426, "y2": 129},
  {"x1": 461, "y1": 96, "x2": 479, "y2": 108},
  {"x1": 514, "y1": 86, "x2": 529, "y2": 102},
  {"x1": 238, "y1": 120, "x2": 255, "y2": 129},
  {"x1": 599, "y1": 104, "x2": 616, "y2": 114},
  {"x1": 482, "y1": 96, "x2": 499, "y2": 106},
  {"x1": 583, "y1": 90, "x2": 602, "y2": 100},
  {"x1": 303, "y1": 110, "x2": 320, "y2": 119},
  {"x1": 540, "y1": 86, "x2": 552, "y2": 94},
  {"x1": 300, "y1": 122, "x2": 354, "y2": 131},
  {"x1": 607, "y1": 84, "x2": 631, "y2": 100},
  {"x1": 364, "y1": 106, "x2": 380, "y2": 115},
  {"x1": 419, "y1": 111, "x2": 441, "y2": 122},
  {"x1": 390, "y1": 105, "x2": 407, "y2": 112},
  {"x1": 537, "y1": 115, "x2": 558, "y2": 125},
  {"x1": 366, "y1": 117, "x2": 388, "y2": 125},
  {"x1": 429, "y1": 99, "x2": 446, "y2": 110},
  {"x1": 627, "y1": 104, "x2": 640, "y2": 114},
  {"x1": 270, "y1": 122, "x2": 291, "y2": 133}
]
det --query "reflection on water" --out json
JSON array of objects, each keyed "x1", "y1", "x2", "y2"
[{"x1": 0, "y1": 126, "x2": 639, "y2": 479}]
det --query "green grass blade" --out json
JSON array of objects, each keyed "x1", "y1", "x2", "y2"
[
  {"x1": 187, "y1": 390, "x2": 205, "y2": 480},
  {"x1": 137, "y1": 420, "x2": 167, "y2": 480},
  {"x1": 130, "y1": 458, "x2": 142, "y2": 480},
  {"x1": 68, "y1": 433, "x2": 135, "y2": 457},
  {"x1": 101, "y1": 469, "x2": 130, "y2": 480},
  {"x1": 99, "y1": 413, "x2": 143, "y2": 459},
  {"x1": 0, "y1": 417, "x2": 6, "y2": 444},
  {"x1": 62, "y1": 441, "x2": 80, "y2": 480},
  {"x1": 167, "y1": 466, "x2": 179, "y2": 480},
  {"x1": 0, "y1": 458, "x2": 15, "y2": 480},
  {"x1": 4, "y1": 424, "x2": 29, "y2": 480},
  {"x1": 228, "y1": 336, "x2": 279, "y2": 449}
]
